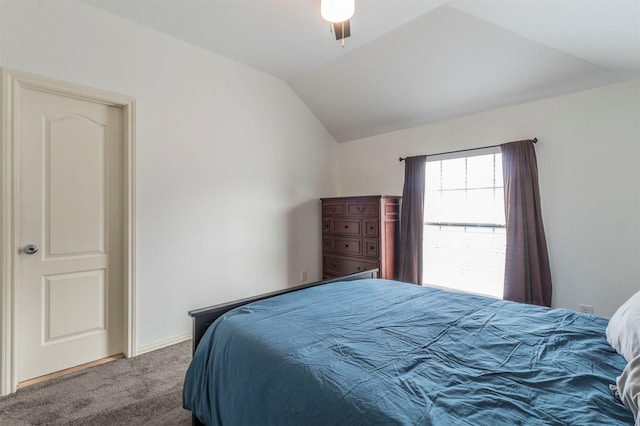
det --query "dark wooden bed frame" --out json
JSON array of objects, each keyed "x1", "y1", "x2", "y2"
[
  {"x1": 188, "y1": 269, "x2": 379, "y2": 355},
  {"x1": 187, "y1": 269, "x2": 379, "y2": 426}
]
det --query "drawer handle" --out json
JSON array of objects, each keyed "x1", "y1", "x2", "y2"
[
  {"x1": 345, "y1": 244, "x2": 349, "y2": 248},
  {"x1": 369, "y1": 226, "x2": 374, "y2": 230},
  {"x1": 330, "y1": 207, "x2": 336, "y2": 212},
  {"x1": 331, "y1": 263, "x2": 337, "y2": 268},
  {"x1": 356, "y1": 206, "x2": 365, "y2": 212},
  {"x1": 344, "y1": 225, "x2": 349, "y2": 229},
  {"x1": 356, "y1": 266, "x2": 363, "y2": 271}
]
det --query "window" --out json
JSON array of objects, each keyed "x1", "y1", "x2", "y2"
[{"x1": 423, "y1": 148, "x2": 505, "y2": 298}]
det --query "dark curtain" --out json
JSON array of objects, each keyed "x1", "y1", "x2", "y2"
[
  {"x1": 501, "y1": 140, "x2": 552, "y2": 307},
  {"x1": 397, "y1": 155, "x2": 427, "y2": 284}
]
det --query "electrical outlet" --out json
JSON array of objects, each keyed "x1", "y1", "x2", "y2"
[
  {"x1": 301, "y1": 270, "x2": 308, "y2": 282},
  {"x1": 579, "y1": 304, "x2": 594, "y2": 314}
]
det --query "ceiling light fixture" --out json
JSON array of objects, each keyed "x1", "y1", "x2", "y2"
[{"x1": 321, "y1": 0, "x2": 354, "y2": 47}]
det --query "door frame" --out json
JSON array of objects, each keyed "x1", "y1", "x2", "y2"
[{"x1": 0, "y1": 68, "x2": 137, "y2": 396}]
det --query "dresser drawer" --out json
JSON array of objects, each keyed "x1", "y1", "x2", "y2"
[
  {"x1": 331, "y1": 237, "x2": 362, "y2": 256},
  {"x1": 331, "y1": 219, "x2": 361, "y2": 236},
  {"x1": 364, "y1": 219, "x2": 379, "y2": 237},
  {"x1": 364, "y1": 239, "x2": 379, "y2": 258},
  {"x1": 322, "y1": 202, "x2": 344, "y2": 216},
  {"x1": 323, "y1": 255, "x2": 379, "y2": 277},
  {"x1": 346, "y1": 201, "x2": 379, "y2": 217}
]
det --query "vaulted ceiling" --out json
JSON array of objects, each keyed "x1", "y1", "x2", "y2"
[{"x1": 87, "y1": 0, "x2": 640, "y2": 142}]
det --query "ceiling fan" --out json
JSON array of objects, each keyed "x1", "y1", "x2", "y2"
[{"x1": 320, "y1": 0, "x2": 355, "y2": 47}]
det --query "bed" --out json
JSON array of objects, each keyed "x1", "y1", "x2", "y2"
[{"x1": 183, "y1": 270, "x2": 637, "y2": 425}]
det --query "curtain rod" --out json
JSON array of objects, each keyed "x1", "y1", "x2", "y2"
[{"x1": 398, "y1": 138, "x2": 538, "y2": 162}]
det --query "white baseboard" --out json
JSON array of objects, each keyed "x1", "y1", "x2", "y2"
[{"x1": 135, "y1": 332, "x2": 192, "y2": 356}]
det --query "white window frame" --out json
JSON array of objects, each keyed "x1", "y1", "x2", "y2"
[{"x1": 423, "y1": 146, "x2": 505, "y2": 298}]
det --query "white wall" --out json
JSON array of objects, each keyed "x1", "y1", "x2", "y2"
[
  {"x1": 338, "y1": 80, "x2": 640, "y2": 317},
  {"x1": 0, "y1": 1, "x2": 339, "y2": 348}
]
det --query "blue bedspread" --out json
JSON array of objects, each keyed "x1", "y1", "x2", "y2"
[{"x1": 183, "y1": 279, "x2": 634, "y2": 425}]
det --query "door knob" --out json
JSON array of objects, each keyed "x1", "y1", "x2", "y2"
[{"x1": 24, "y1": 244, "x2": 39, "y2": 255}]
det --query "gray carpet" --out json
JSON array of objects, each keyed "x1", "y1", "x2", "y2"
[{"x1": 0, "y1": 340, "x2": 192, "y2": 425}]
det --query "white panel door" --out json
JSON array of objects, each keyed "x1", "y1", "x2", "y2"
[{"x1": 17, "y1": 86, "x2": 124, "y2": 382}]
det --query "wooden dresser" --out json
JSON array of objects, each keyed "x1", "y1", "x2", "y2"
[{"x1": 321, "y1": 195, "x2": 401, "y2": 280}]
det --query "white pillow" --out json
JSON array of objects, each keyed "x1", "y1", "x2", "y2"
[
  {"x1": 617, "y1": 353, "x2": 640, "y2": 426},
  {"x1": 607, "y1": 290, "x2": 640, "y2": 362}
]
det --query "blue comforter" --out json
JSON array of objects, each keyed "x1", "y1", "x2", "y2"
[{"x1": 183, "y1": 279, "x2": 633, "y2": 425}]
